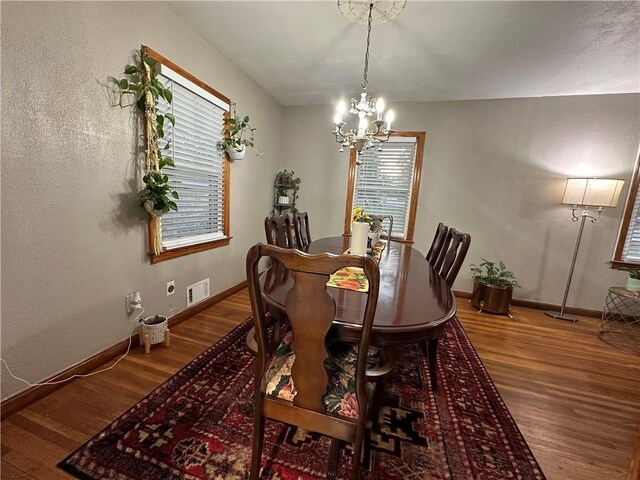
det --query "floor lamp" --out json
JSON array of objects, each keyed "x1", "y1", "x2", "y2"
[{"x1": 545, "y1": 177, "x2": 625, "y2": 322}]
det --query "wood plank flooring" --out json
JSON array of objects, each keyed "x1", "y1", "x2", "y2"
[{"x1": 1, "y1": 290, "x2": 639, "y2": 480}]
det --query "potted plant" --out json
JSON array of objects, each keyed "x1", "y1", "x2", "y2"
[
  {"x1": 623, "y1": 268, "x2": 640, "y2": 292},
  {"x1": 139, "y1": 314, "x2": 170, "y2": 354},
  {"x1": 275, "y1": 170, "x2": 301, "y2": 209},
  {"x1": 470, "y1": 259, "x2": 521, "y2": 315},
  {"x1": 116, "y1": 53, "x2": 179, "y2": 217},
  {"x1": 218, "y1": 114, "x2": 258, "y2": 160}
]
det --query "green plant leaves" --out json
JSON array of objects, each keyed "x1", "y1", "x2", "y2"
[
  {"x1": 119, "y1": 79, "x2": 129, "y2": 89},
  {"x1": 124, "y1": 65, "x2": 138, "y2": 74},
  {"x1": 143, "y1": 55, "x2": 157, "y2": 68},
  {"x1": 165, "y1": 113, "x2": 175, "y2": 126}
]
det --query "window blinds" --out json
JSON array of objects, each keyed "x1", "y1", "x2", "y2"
[
  {"x1": 353, "y1": 139, "x2": 417, "y2": 238},
  {"x1": 622, "y1": 189, "x2": 640, "y2": 261},
  {"x1": 157, "y1": 71, "x2": 228, "y2": 250}
]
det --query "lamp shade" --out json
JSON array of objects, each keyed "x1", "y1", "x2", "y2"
[{"x1": 561, "y1": 178, "x2": 625, "y2": 207}]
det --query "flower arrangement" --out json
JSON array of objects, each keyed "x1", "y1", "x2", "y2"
[{"x1": 352, "y1": 207, "x2": 372, "y2": 224}]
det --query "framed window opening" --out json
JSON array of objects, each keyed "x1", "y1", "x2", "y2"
[
  {"x1": 612, "y1": 152, "x2": 640, "y2": 268},
  {"x1": 343, "y1": 131, "x2": 425, "y2": 243},
  {"x1": 142, "y1": 46, "x2": 231, "y2": 264}
]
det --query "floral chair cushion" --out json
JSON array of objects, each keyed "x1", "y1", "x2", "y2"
[{"x1": 264, "y1": 331, "x2": 379, "y2": 419}]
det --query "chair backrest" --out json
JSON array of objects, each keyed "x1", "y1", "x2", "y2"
[
  {"x1": 370, "y1": 214, "x2": 393, "y2": 240},
  {"x1": 246, "y1": 244, "x2": 380, "y2": 475},
  {"x1": 264, "y1": 215, "x2": 294, "y2": 248},
  {"x1": 433, "y1": 228, "x2": 471, "y2": 287},
  {"x1": 426, "y1": 222, "x2": 449, "y2": 266},
  {"x1": 293, "y1": 211, "x2": 311, "y2": 249}
]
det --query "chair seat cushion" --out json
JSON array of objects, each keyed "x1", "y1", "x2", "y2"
[{"x1": 264, "y1": 331, "x2": 379, "y2": 419}]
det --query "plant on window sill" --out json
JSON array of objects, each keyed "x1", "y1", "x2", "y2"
[{"x1": 116, "y1": 51, "x2": 179, "y2": 218}]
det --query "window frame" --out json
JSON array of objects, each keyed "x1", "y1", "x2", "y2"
[
  {"x1": 612, "y1": 152, "x2": 640, "y2": 268},
  {"x1": 142, "y1": 46, "x2": 232, "y2": 264},
  {"x1": 342, "y1": 131, "x2": 425, "y2": 243}
]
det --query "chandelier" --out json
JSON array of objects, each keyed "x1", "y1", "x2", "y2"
[{"x1": 332, "y1": 0, "x2": 406, "y2": 153}]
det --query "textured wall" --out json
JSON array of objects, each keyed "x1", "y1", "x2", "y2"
[
  {"x1": 1, "y1": 2, "x2": 283, "y2": 400},
  {"x1": 281, "y1": 95, "x2": 639, "y2": 309}
]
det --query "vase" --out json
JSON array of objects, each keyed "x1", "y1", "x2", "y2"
[
  {"x1": 368, "y1": 231, "x2": 381, "y2": 247},
  {"x1": 226, "y1": 144, "x2": 246, "y2": 160},
  {"x1": 626, "y1": 277, "x2": 640, "y2": 292},
  {"x1": 350, "y1": 222, "x2": 369, "y2": 256}
]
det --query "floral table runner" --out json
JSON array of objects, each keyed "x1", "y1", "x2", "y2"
[{"x1": 326, "y1": 241, "x2": 386, "y2": 292}]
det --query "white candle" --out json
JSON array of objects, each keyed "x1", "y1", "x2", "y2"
[
  {"x1": 375, "y1": 98, "x2": 385, "y2": 121},
  {"x1": 385, "y1": 109, "x2": 395, "y2": 131},
  {"x1": 336, "y1": 100, "x2": 346, "y2": 124}
]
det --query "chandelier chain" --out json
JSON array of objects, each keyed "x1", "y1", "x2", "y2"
[{"x1": 361, "y1": 3, "x2": 374, "y2": 90}]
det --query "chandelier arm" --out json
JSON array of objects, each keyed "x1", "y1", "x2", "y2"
[{"x1": 361, "y1": 3, "x2": 374, "y2": 90}]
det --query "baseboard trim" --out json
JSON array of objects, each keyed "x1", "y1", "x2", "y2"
[
  {"x1": 453, "y1": 290, "x2": 602, "y2": 319},
  {"x1": 1, "y1": 281, "x2": 247, "y2": 420}
]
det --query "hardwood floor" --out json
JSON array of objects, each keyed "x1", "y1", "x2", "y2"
[{"x1": 1, "y1": 290, "x2": 639, "y2": 479}]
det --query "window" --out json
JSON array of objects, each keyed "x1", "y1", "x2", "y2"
[
  {"x1": 613, "y1": 153, "x2": 640, "y2": 267},
  {"x1": 343, "y1": 132, "x2": 425, "y2": 242},
  {"x1": 143, "y1": 47, "x2": 231, "y2": 264}
]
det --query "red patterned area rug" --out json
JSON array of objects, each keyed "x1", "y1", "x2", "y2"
[{"x1": 59, "y1": 318, "x2": 546, "y2": 480}]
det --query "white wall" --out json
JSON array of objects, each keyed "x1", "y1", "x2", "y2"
[
  {"x1": 1, "y1": 2, "x2": 283, "y2": 400},
  {"x1": 281, "y1": 95, "x2": 639, "y2": 310}
]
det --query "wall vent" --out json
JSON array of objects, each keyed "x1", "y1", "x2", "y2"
[{"x1": 186, "y1": 278, "x2": 210, "y2": 308}]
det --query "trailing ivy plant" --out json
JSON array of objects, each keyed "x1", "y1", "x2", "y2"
[
  {"x1": 117, "y1": 53, "x2": 179, "y2": 215},
  {"x1": 218, "y1": 115, "x2": 256, "y2": 153}
]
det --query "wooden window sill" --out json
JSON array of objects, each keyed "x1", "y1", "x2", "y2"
[
  {"x1": 610, "y1": 259, "x2": 640, "y2": 270},
  {"x1": 150, "y1": 237, "x2": 232, "y2": 264}
]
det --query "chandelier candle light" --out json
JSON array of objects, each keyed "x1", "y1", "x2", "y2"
[{"x1": 332, "y1": 1, "x2": 406, "y2": 153}]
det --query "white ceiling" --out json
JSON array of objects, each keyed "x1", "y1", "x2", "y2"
[{"x1": 168, "y1": 1, "x2": 640, "y2": 106}]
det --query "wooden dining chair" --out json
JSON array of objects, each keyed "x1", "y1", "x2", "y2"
[
  {"x1": 425, "y1": 222, "x2": 449, "y2": 266},
  {"x1": 264, "y1": 215, "x2": 294, "y2": 248},
  {"x1": 246, "y1": 243, "x2": 380, "y2": 480},
  {"x1": 425, "y1": 227, "x2": 471, "y2": 389},
  {"x1": 433, "y1": 228, "x2": 472, "y2": 288},
  {"x1": 293, "y1": 211, "x2": 311, "y2": 248}
]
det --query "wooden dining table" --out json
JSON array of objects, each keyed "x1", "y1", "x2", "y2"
[{"x1": 260, "y1": 237, "x2": 457, "y2": 350}]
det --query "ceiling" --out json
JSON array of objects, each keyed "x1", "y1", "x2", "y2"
[{"x1": 168, "y1": 1, "x2": 640, "y2": 106}]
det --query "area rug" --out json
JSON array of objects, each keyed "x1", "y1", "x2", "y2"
[{"x1": 59, "y1": 318, "x2": 546, "y2": 480}]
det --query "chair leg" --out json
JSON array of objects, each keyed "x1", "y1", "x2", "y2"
[
  {"x1": 420, "y1": 341, "x2": 428, "y2": 357},
  {"x1": 351, "y1": 422, "x2": 367, "y2": 480},
  {"x1": 327, "y1": 438, "x2": 341, "y2": 480},
  {"x1": 249, "y1": 401, "x2": 265, "y2": 480},
  {"x1": 428, "y1": 338, "x2": 439, "y2": 390}
]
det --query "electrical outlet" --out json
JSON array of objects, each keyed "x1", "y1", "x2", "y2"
[{"x1": 167, "y1": 280, "x2": 175, "y2": 296}]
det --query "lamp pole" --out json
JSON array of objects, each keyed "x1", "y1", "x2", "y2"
[{"x1": 545, "y1": 206, "x2": 603, "y2": 322}]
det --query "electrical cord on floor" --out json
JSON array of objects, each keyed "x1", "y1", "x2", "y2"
[{"x1": 0, "y1": 308, "x2": 145, "y2": 387}]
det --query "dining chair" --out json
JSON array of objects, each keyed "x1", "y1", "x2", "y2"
[
  {"x1": 425, "y1": 222, "x2": 449, "y2": 266},
  {"x1": 264, "y1": 215, "x2": 295, "y2": 248},
  {"x1": 425, "y1": 227, "x2": 471, "y2": 390},
  {"x1": 433, "y1": 228, "x2": 472, "y2": 288},
  {"x1": 246, "y1": 243, "x2": 380, "y2": 480},
  {"x1": 293, "y1": 211, "x2": 311, "y2": 248}
]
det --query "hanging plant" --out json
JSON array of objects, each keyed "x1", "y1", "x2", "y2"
[
  {"x1": 217, "y1": 103, "x2": 263, "y2": 160},
  {"x1": 116, "y1": 52, "x2": 179, "y2": 216}
]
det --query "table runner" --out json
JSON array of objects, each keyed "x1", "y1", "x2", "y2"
[{"x1": 326, "y1": 241, "x2": 386, "y2": 292}]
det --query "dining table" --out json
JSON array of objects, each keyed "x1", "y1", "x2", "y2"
[{"x1": 259, "y1": 237, "x2": 457, "y2": 385}]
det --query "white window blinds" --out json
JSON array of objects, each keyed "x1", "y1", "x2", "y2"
[
  {"x1": 622, "y1": 189, "x2": 640, "y2": 261},
  {"x1": 156, "y1": 67, "x2": 229, "y2": 250},
  {"x1": 353, "y1": 138, "x2": 417, "y2": 238}
]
